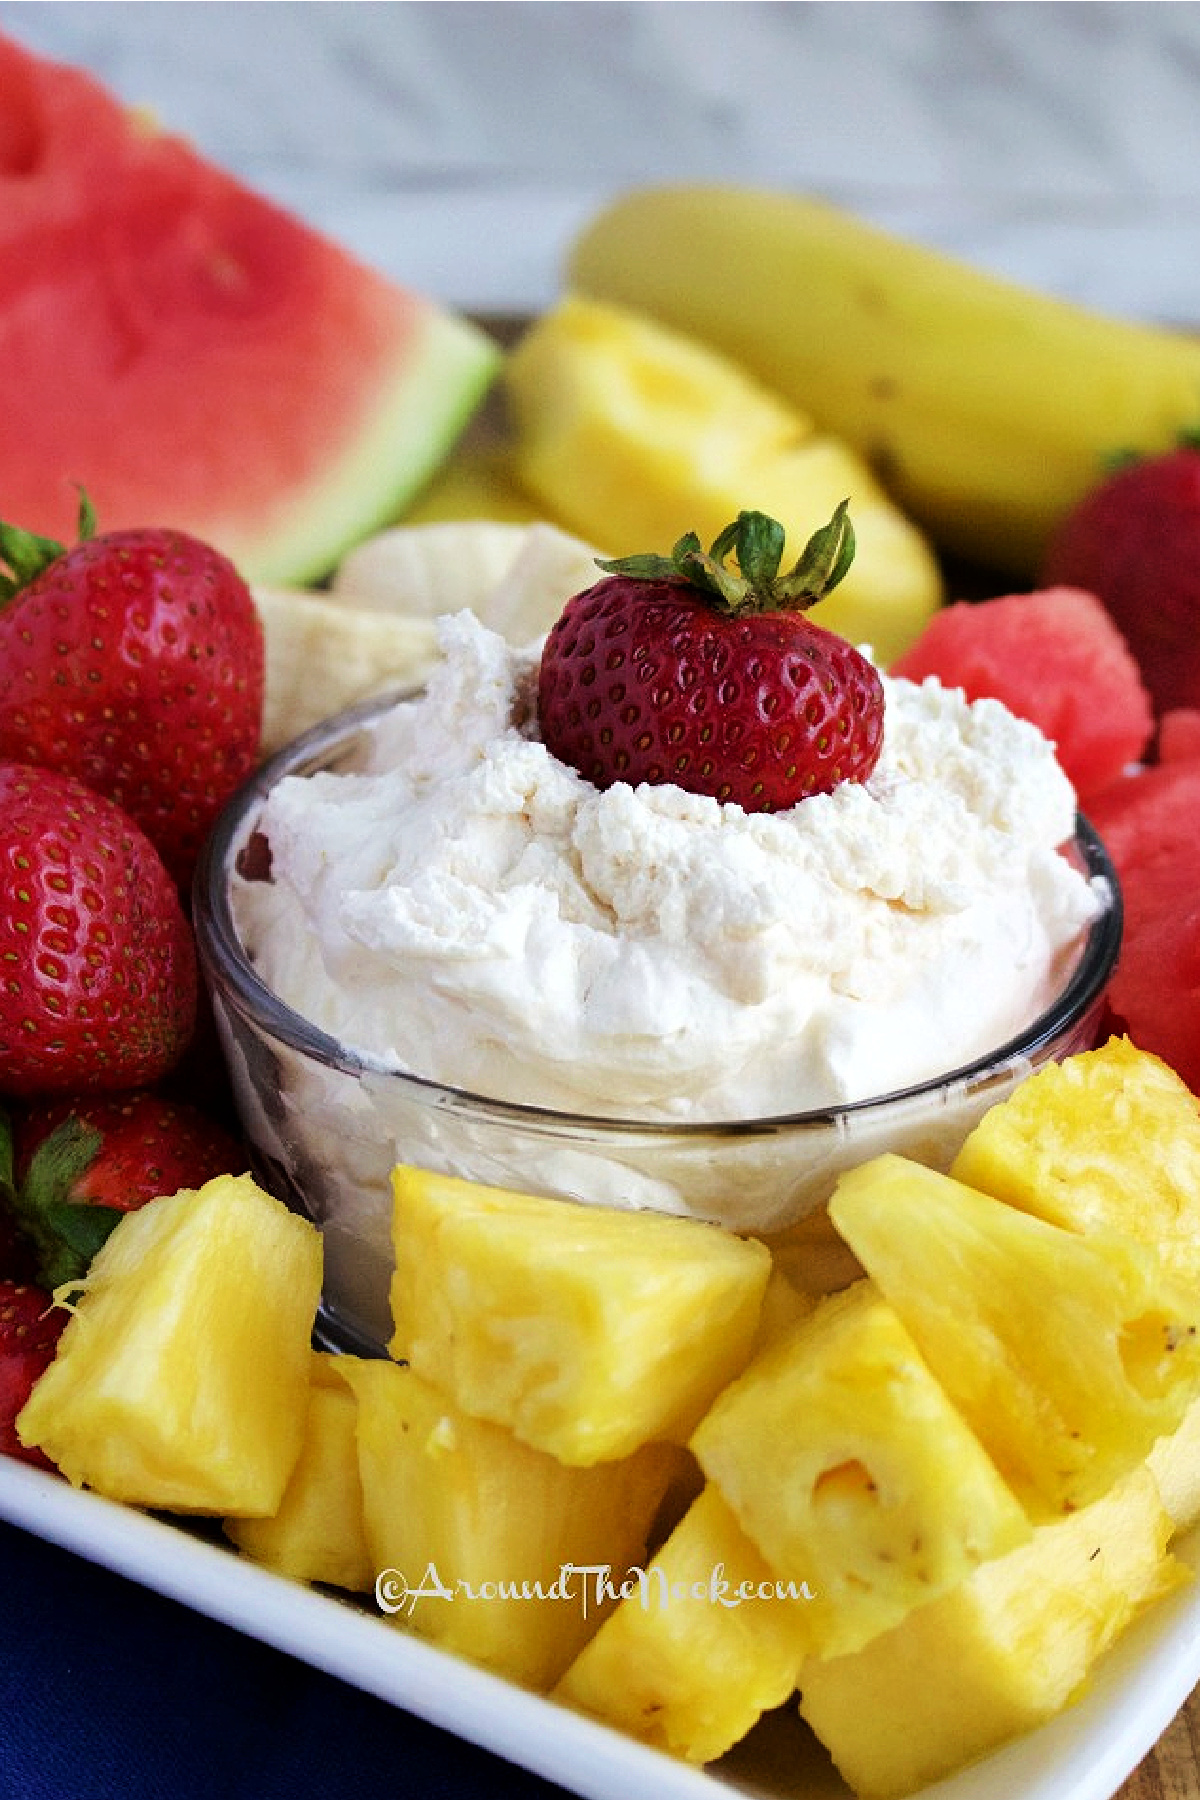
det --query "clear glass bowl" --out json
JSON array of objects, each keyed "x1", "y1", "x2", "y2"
[{"x1": 193, "y1": 690, "x2": 1123, "y2": 1357}]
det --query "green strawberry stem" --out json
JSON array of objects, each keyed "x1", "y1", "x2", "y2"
[
  {"x1": 596, "y1": 502, "x2": 856, "y2": 617},
  {"x1": 0, "y1": 1105, "x2": 124, "y2": 1291},
  {"x1": 0, "y1": 491, "x2": 96, "y2": 604}
]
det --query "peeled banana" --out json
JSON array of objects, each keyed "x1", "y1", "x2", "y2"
[
  {"x1": 505, "y1": 295, "x2": 942, "y2": 664},
  {"x1": 254, "y1": 520, "x2": 605, "y2": 754},
  {"x1": 253, "y1": 586, "x2": 438, "y2": 755},
  {"x1": 568, "y1": 185, "x2": 1200, "y2": 575}
]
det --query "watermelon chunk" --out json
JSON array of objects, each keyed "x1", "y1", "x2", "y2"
[
  {"x1": 1086, "y1": 760, "x2": 1200, "y2": 1094},
  {"x1": 891, "y1": 586, "x2": 1153, "y2": 802},
  {"x1": 1157, "y1": 708, "x2": 1200, "y2": 765},
  {"x1": 0, "y1": 34, "x2": 501, "y2": 584}
]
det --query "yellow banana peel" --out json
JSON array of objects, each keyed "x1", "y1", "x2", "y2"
[{"x1": 568, "y1": 185, "x2": 1200, "y2": 575}]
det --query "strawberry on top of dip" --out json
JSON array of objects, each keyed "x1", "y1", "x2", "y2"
[{"x1": 231, "y1": 604, "x2": 1100, "y2": 1123}]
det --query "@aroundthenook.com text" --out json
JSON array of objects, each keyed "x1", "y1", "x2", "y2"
[{"x1": 375, "y1": 1561, "x2": 816, "y2": 1621}]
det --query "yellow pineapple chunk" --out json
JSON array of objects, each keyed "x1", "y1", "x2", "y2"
[
  {"x1": 225, "y1": 1353, "x2": 372, "y2": 1591},
  {"x1": 690, "y1": 1281, "x2": 1030, "y2": 1658},
  {"x1": 17, "y1": 1174, "x2": 322, "y2": 1516},
  {"x1": 389, "y1": 1165, "x2": 771, "y2": 1465},
  {"x1": 336, "y1": 1355, "x2": 677, "y2": 1691},
  {"x1": 556, "y1": 1483, "x2": 813, "y2": 1763},
  {"x1": 952, "y1": 1037, "x2": 1200, "y2": 1288},
  {"x1": 504, "y1": 295, "x2": 943, "y2": 665},
  {"x1": 798, "y1": 1468, "x2": 1184, "y2": 1799},
  {"x1": 830, "y1": 1154, "x2": 1200, "y2": 1518},
  {"x1": 751, "y1": 1266, "x2": 815, "y2": 1352},
  {"x1": 1148, "y1": 1393, "x2": 1200, "y2": 1530}
]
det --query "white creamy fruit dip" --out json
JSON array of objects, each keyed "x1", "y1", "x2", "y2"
[{"x1": 233, "y1": 610, "x2": 1101, "y2": 1124}]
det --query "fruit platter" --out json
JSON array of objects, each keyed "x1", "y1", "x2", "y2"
[{"x1": 8, "y1": 28, "x2": 1200, "y2": 1800}]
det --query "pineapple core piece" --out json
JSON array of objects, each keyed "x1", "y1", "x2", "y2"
[
  {"x1": 690, "y1": 1281, "x2": 1030, "y2": 1659},
  {"x1": 389, "y1": 1164, "x2": 771, "y2": 1465},
  {"x1": 798, "y1": 1467, "x2": 1184, "y2": 1799},
  {"x1": 952, "y1": 1036, "x2": 1200, "y2": 1289},
  {"x1": 225, "y1": 1352, "x2": 372, "y2": 1591},
  {"x1": 504, "y1": 294, "x2": 942, "y2": 665},
  {"x1": 336, "y1": 1355, "x2": 678, "y2": 1692},
  {"x1": 830, "y1": 1153, "x2": 1200, "y2": 1519},
  {"x1": 16, "y1": 1173, "x2": 322, "y2": 1515},
  {"x1": 556, "y1": 1482, "x2": 813, "y2": 1764}
]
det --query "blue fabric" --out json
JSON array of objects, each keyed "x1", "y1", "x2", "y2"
[{"x1": 0, "y1": 1520, "x2": 572, "y2": 1800}]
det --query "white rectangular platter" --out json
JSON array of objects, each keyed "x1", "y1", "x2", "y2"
[{"x1": 2, "y1": 1454, "x2": 1199, "y2": 1800}]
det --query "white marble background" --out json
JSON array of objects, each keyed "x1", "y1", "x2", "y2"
[{"x1": 4, "y1": 1, "x2": 1200, "y2": 322}]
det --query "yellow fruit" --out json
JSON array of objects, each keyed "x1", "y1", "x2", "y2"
[
  {"x1": 1147, "y1": 1393, "x2": 1200, "y2": 1532},
  {"x1": 689, "y1": 1281, "x2": 1030, "y2": 1658},
  {"x1": 17, "y1": 1174, "x2": 322, "y2": 1516},
  {"x1": 389, "y1": 1164, "x2": 771, "y2": 1465},
  {"x1": 830, "y1": 1154, "x2": 1200, "y2": 1518},
  {"x1": 254, "y1": 584, "x2": 438, "y2": 755},
  {"x1": 556, "y1": 1483, "x2": 812, "y2": 1763},
  {"x1": 336, "y1": 1355, "x2": 676, "y2": 1691},
  {"x1": 504, "y1": 295, "x2": 942, "y2": 665},
  {"x1": 331, "y1": 518, "x2": 538, "y2": 616},
  {"x1": 798, "y1": 1468, "x2": 1184, "y2": 1799},
  {"x1": 400, "y1": 443, "x2": 545, "y2": 527},
  {"x1": 332, "y1": 518, "x2": 603, "y2": 645},
  {"x1": 750, "y1": 1266, "x2": 815, "y2": 1352},
  {"x1": 568, "y1": 185, "x2": 1200, "y2": 574},
  {"x1": 952, "y1": 1036, "x2": 1200, "y2": 1289},
  {"x1": 225, "y1": 1353, "x2": 372, "y2": 1591}
]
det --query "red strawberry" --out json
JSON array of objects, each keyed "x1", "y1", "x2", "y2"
[
  {"x1": 1041, "y1": 443, "x2": 1200, "y2": 720},
  {"x1": 0, "y1": 1280, "x2": 66, "y2": 1469},
  {"x1": 537, "y1": 505, "x2": 883, "y2": 811},
  {"x1": 2, "y1": 1092, "x2": 246, "y2": 1291},
  {"x1": 0, "y1": 761, "x2": 197, "y2": 1097},
  {"x1": 0, "y1": 501, "x2": 263, "y2": 887}
]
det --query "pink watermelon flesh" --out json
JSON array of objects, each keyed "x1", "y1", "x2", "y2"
[
  {"x1": 0, "y1": 34, "x2": 499, "y2": 583},
  {"x1": 1102, "y1": 859, "x2": 1200, "y2": 1098},
  {"x1": 1085, "y1": 760, "x2": 1200, "y2": 1094},
  {"x1": 1157, "y1": 708, "x2": 1200, "y2": 764},
  {"x1": 1086, "y1": 758, "x2": 1200, "y2": 872},
  {"x1": 891, "y1": 586, "x2": 1153, "y2": 802}
]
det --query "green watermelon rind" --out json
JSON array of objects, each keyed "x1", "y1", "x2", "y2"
[{"x1": 219, "y1": 309, "x2": 502, "y2": 588}]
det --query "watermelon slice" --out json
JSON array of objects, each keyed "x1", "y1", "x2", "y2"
[
  {"x1": 0, "y1": 33, "x2": 501, "y2": 584},
  {"x1": 890, "y1": 586, "x2": 1153, "y2": 802}
]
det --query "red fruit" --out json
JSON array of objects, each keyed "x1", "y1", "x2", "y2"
[
  {"x1": 3, "y1": 1091, "x2": 246, "y2": 1292},
  {"x1": 1086, "y1": 761, "x2": 1200, "y2": 1092},
  {"x1": 0, "y1": 1280, "x2": 66, "y2": 1469},
  {"x1": 0, "y1": 505, "x2": 264, "y2": 887},
  {"x1": 1086, "y1": 757, "x2": 1200, "y2": 874},
  {"x1": 16, "y1": 1091, "x2": 245, "y2": 1210},
  {"x1": 1041, "y1": 444, "x2": 1200, "y2": 719},
  {"x1": 0, "y1": 1204, "x2": 35, "y2": 1286},
  {"x1": 891, "y1": 586, "x2": 1153, "y2": 803},
  {"x1": 1157, "y1": 708, "x2": 1200, "y2": 765},
  {"x1": 538, "y1": 505, "x2": 883, "y2": 812},
  {"x1": 1100, "y1": 844, "x2": 1200, "y2": 1097},
  {"x1": 0, "y1": 761, "x2": 197, "y2": 1098}
]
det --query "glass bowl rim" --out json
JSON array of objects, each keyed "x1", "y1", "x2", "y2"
[{"x1": 193, "y1": 685, "x2": 1124, "y2": 1145}]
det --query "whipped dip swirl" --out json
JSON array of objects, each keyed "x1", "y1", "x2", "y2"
[{"x1": 233, "y1": 611, "x2": 1101, "y2": 1122}]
